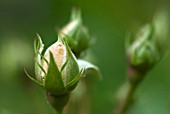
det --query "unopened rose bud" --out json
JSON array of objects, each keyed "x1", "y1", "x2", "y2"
[
  {"x1": 25, "y1": 34, "x2": 86, "y2": 112},
  {"x1": 26, "y1": 34, "x2": 85, "y2": 95},
  {"x1": 126, "y1": 10, "x2": 169, "y2": 74},
  {"x1": 127, "y1": 24, "x2": 157, "y2": 73}
]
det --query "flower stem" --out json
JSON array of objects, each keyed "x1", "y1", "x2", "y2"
[
  {"x1": 113, "y1": 66, "x2": 144, "y2": 114},
  {"x1": 113, "y1": 82, "x2": 138, "y2": 114}
]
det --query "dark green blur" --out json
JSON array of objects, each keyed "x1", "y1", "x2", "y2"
[{"x1": 0, "y1": 0, "x2": 170, "y2": 114}]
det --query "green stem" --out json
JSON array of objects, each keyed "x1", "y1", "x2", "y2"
[
  {"x1": 113, "y1": 82, "x2": 138, "y2": 114},
  {"x1": 113, "y1": 66, "x2": 144, "y2": 114}
]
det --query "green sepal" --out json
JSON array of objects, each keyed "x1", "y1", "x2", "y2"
[
  {"x1": 66, "y1": 68, "x2": 85, "y2": 91},
  {"x1": 125, "y1": 32, "x2": 134, "y2": 52},
  {"x1": 74, "y1": 25, "x2": 90, "y2": 54},
  {"x1": 34, "y1": 58, "x2": 47, "y2": 76},
  {"x1": 24, "y1": 69, "x2": 44, "y2": 87},
  {"x1": 45, "y1": 52, "x2": 66, "y2": 95},
  {"x1": 59, "y1": 33, "x2": 77, "y2": 52},
  {"x1": 77, "y1": 59, "x2": 102, "y2": 80},
  {"x1": 34, "y1": 33, "x2": 44, "y2": 83},
  {"x1": 60, "y1": 57, "x2": 69, "y2": 72},
  {"x1": 62, "y1": 37, "x2": 79, "y2": 86},
  {"x1": 70, "y1": 7, "x2": 82, "y2": 22},
  {"x1": 37, "y1": 51, "x2": 49, "y2": 65},
  {"x1": 34, "y1": 33, "x2": 44, "y2": 53}
]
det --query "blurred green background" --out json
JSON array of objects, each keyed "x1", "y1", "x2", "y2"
[{"x1": 0, "y1": 0, "x2": 170, "y2": 114}]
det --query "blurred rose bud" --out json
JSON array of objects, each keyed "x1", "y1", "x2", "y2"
[
  {"x1": 126, "y1": 10, "x2": 169, "y2": 74},
  {"x1": 59, "y1": 8, "x2": 91, "y2": 57}
]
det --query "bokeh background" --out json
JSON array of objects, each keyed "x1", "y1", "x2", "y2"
[{"x1": 0, "y1": 0, "x2": 170, "y2": 114}]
